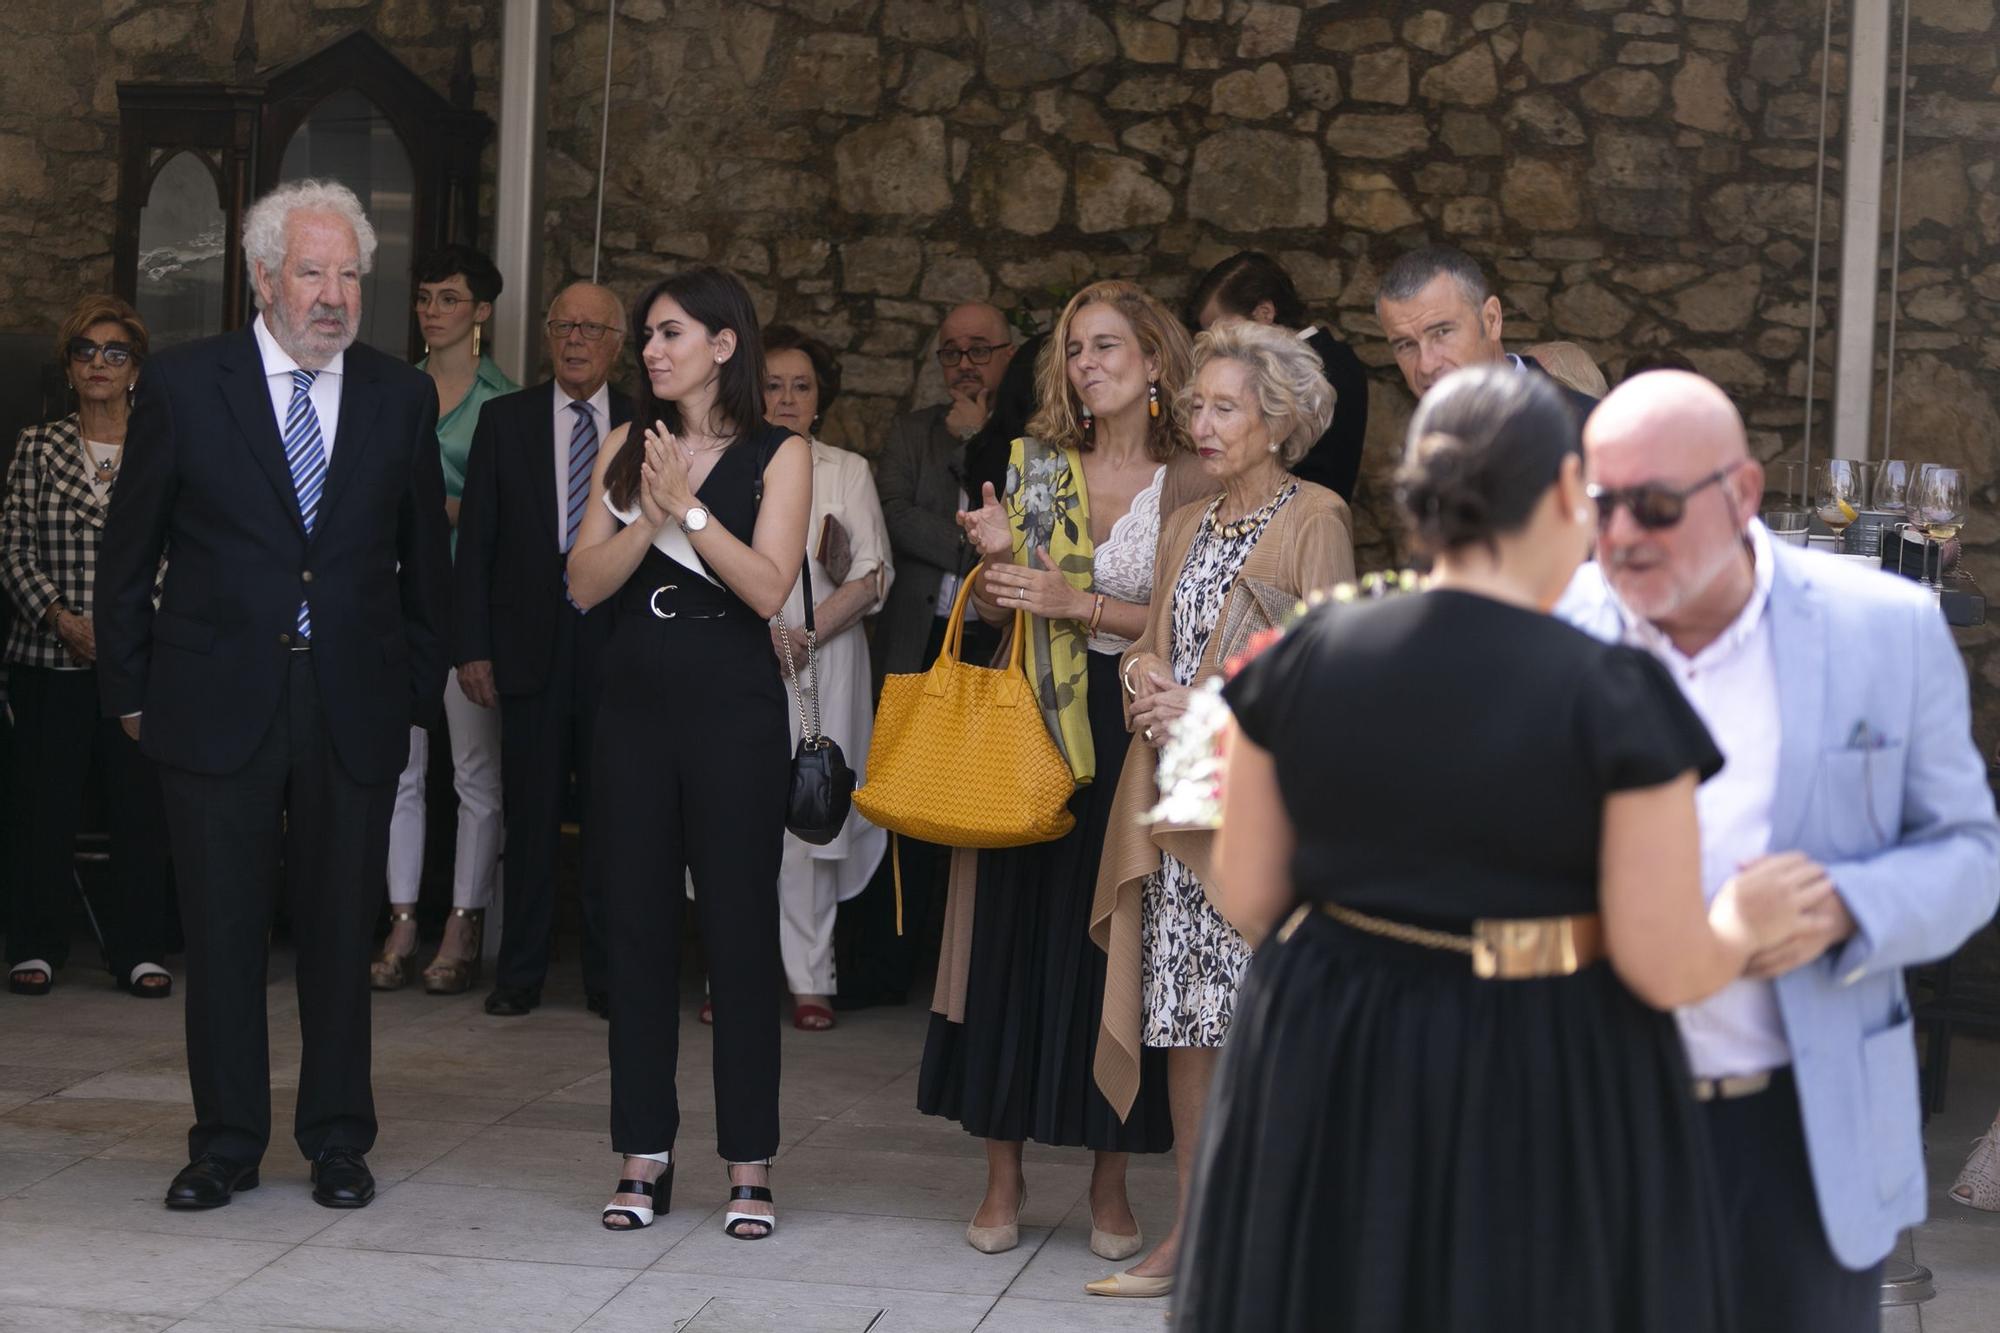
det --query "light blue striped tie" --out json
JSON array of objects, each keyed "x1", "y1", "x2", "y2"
[
  {"x1": 564, "y1": 400, "x2": 599, "y2": 553},
  {"x1": 283, "y1": 369, "x2": 329, "y2": 640}
]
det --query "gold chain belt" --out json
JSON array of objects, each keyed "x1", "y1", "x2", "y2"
[{"x1": 1281, "y1": 902, "x2": 1605, "y2": 980}]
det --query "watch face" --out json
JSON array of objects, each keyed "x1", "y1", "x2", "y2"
[{"x1": 685, "y1": 506, "x2": 709, "y2": 531}]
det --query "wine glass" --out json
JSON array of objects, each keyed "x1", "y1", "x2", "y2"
[
  {"x1": 1814, "y1": 459, "x2": 1861, "y2": 536},
  {"x1": 1874, "y1": 459, "x2": 1910, "y2": 515},
  {"x1": 1915, "y1": 466, "x2": 1964, "y2": 592}
]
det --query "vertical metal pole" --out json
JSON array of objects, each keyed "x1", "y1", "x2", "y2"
[
  {"x1": 492, "y1": 0, "x2": 550, "y2": 386},
  {"x1": 1833, "y1": 0, "x2": 1894, "y2": 463}
]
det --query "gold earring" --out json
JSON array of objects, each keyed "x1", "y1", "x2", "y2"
[
  {"x1": 1148, "y1": 382, "x2": 1161, "y2": 419},
  {"x1": 472, "y1": 325, "x2": 481, "y2": 358}
]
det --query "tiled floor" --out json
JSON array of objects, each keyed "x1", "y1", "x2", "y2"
[{"x1": 0, "y1": 947, "x2": 1993, "y2": 1331}]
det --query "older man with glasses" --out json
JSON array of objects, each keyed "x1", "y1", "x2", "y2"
[
  {"x1": 454, "y1": 282, "x2": 631, "y2": 1018},
  {"x1": 837, "y1": 302, "x2": 1014, "y2": 1011},
  {"x1": 1562, "y1": 370, "x2": 2000, "y2": 1333}
]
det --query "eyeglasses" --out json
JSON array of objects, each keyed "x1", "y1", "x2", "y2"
[
  {"x1": 547, "y1": 319, "x2": 618, "y2": 342},
  {"x1": 67, "y1": 337, "x2": 135, "y2": 368},
  {"x1": 936, "y1": 342, "x2": 1007, "y2": 368},
  {"x1": 1587, "y1": 463, "x2": 1743, "y2": 531}
]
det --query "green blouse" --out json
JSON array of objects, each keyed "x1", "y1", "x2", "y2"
[
  {"x1": 421, "y1": 354, "x2": 520, "y2": 500},
  {"x1": 419, "y1": 354, "x2": 518, "y2": 558}
]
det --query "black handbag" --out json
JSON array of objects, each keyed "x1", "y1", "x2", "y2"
[{"x1": 776, "y1": 556, "x2": 855, "y2": 845}]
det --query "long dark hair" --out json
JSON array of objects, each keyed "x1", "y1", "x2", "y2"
[
  {"x1": 606, "y1": 266, "x2": 766, "y2": 511},
  {"x1": 1187, "y1": 251, "x2": 1306, "y2": 329}
]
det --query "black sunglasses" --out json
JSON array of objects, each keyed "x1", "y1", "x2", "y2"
[
  {"x1": 67, "y1": 337, "x2": 135, "y2": 368},
  {"x1": 1587, "y1": 463, "x2": 1743, "y2": 531}
]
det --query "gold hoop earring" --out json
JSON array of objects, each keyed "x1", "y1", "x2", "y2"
[{"x1": 472, "y1": 325, "x2": 482, "y2": 359}]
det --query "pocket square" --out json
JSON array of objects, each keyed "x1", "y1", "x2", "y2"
[{"x1": 1845, "y1": 720, "x2": 1897, "y2": 751}]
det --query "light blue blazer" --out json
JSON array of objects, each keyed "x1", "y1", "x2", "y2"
[{"x1": 1562, "y1": 542, "x2": 2000, "y2": 1269}]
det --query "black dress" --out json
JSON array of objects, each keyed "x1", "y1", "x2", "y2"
[
  {"x1": 1175, "y1": 590, "x2": 1729, "y2": 1333},
  {"x1": 916, "y1": 649, "x2": 1173, "y2": 1152}
]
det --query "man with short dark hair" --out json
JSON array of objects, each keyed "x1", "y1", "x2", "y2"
[
  {"x1": 1375, "y1": 245, "x2": 1599, "y2": 415},
  {"x1": 455, "y1": 282, "x2": 631, "y2": 1019},
  {"x1": 98, "y1": 178, "x2": 451, "y2": 1212}
]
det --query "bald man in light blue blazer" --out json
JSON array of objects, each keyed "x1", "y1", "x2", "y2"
[{"x1": 1559, "y1": 371, "x2": 2000, "y2": 1333}]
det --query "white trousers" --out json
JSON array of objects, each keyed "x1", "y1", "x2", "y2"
[
  {"x1": 776, "y1": 838, "x2": 838, "y2": 997},
  {"x1": 386, "y1": 668, "x2": 505, "y2": 908}
]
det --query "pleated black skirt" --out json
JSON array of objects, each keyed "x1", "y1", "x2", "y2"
[
  {"x1": 1174, "y1": 909, "x2": 1730, "y2": 1333},
  {"x1": 916, "y1": 651, "x2": 1173, "y2": 1153}
]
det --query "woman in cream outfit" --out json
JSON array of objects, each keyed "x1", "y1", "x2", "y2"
[{"x1": 762, "y1": 324, "x2": 893, "y2": 1030}]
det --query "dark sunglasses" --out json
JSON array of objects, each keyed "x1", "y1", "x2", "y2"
[
  {"x1": 67, "y1": 337, "x2": 135, "y2": 368},
  {"x1": 1586, "y1": 463, "x2": 1743, "y2": 531}
]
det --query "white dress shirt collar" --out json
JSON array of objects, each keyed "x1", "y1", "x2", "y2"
[
  {"x1": 1611, "y1": 520, "x2": 1775, "y2": 674},
  {"x1": 252, "y1": 311, "x2": 346, "y2": 384}
]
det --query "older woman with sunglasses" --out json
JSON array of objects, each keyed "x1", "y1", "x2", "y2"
[{"x1": 0, "y1": 294, "x2": 171, "y2": 998}]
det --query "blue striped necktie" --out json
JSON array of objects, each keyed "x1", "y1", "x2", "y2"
[
  {"x1": 564, "y1": 400, "x2": 599, "y2": 552},
  {"x1": 282, "y1": 369, "x2": 329, "y2": 639}
]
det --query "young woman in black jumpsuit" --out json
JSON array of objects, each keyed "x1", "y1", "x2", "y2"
[{"x1": 566, "y1": 267, "x2": 810, "y2": 1238}]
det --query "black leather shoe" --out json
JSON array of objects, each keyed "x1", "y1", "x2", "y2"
[
  {"x1": 165, "y1": 1154, "x2": 259, "y2": 1209},
  {"x1": 483, "y1": 985, "x2": 540, "y2": 1017},
  {"x1": 832, "y1": 986, "x2": 907, "y2": 1013},
  {"x1": 310, "y1": 1147, "x2": 375, "y2": 1208},
  {"x1": 586, "y1": 990, "x2": 610, "y2": 1020}
]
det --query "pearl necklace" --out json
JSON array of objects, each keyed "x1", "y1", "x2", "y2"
[{"x1": 1206, "y1": 480, "x2": 1296, "y2": 540}]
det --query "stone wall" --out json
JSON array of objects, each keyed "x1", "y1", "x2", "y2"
[
  {"x1": 0, "y1": 0, "x2": 505, "y2": 334},
  {"x1": 542, "y1": 0, "x2": 2000, "y2": 761},
  {"x1": 4, "y1": 0, "x2": 2000, "y2": 761}
]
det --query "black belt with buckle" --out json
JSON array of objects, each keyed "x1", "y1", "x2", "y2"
[
  {"x1": 1690, "y1": 1071, "x2": 1774, "y2": 1102},
  {"x1": 642, "y1": 585, "x2": 730, "y2": 620}
]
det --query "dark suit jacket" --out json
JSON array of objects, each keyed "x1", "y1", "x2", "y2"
[
  {"x1": 95, "y1": 324, "x2": 451, "y2": 783},
  {"x1": 452, "y1": 381, "x2": 630, "y2": 695},
  {"x1": 873, "y1": 403, "x2": 969, "y2": 686},
  {"x1": 1518, "y1": 354, "x2": 1602, "y2": 419},
  {"x1": 1292, "y1": 326, "x2": 1372, "y2": 504}
]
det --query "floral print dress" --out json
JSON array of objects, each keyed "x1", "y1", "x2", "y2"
[{"x1": 1139, "y1": 483, "x2": 1294, "y2": 1048}]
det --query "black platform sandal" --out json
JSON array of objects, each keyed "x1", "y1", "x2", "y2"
[
  {"x1": 601, "y1": 1155, "x2": 673, "y2": 1231},
  {"x1": 723, "y1": 1159, "x2": 776, "y2": 1240}
]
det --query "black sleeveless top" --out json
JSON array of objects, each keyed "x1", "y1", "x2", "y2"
[{"x1": 611, "y1": 422, "x2": 791, "y2": 619}]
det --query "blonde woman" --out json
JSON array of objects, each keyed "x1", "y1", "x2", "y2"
[
  {"x1": 918, "y1": 281, "x2": 1216, "y2": 1261},
  {"x1": 1085, "y1": 318, "x2": 1354, "y2": 1298}
]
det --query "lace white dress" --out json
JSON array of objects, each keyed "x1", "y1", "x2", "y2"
[{"x1": 1088, "y1": 465, "x2": 1166, "y2": 656}]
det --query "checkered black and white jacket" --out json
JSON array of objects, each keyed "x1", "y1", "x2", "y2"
[{"x1": 0, "y1": 414, "x2": 160, "y2": 670}]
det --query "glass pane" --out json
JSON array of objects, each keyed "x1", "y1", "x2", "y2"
[
  {"x1": 279, "y1": 89, "x2": 415, "y2": 357},
  {"x1": 136, "y1": 152, "x2": 228, "y2": 350}
]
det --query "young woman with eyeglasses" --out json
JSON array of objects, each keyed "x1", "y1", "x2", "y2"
[{"x1": 0, "y1": 294, "x2": 172, "y2": 999}]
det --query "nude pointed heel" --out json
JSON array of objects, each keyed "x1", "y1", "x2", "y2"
[{"x1": 965, "y1": 1185, "x2": 1026, "y2": 1254}]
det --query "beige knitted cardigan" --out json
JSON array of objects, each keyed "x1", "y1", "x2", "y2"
[{"x1": 1088, "y1": 481, "x2": 1356, "y2": 1119}]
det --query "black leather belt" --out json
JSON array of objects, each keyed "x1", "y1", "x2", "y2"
[{"x1": 642, "y1": 585, "x2": 730, "y2": 620}]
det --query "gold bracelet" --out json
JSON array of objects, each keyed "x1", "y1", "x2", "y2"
[{"x1": 1087, "y1": 593, "x2": 1105, "y2": 635}]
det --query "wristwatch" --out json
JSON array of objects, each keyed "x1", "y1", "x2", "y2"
[{"x1": 680, "y1": 506, "x2": 710, "y2": 534}]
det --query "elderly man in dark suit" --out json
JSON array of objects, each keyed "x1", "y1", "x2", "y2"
[
  {"x1": 453, "y1": 282, "x2": 629, "y2": 1019},
  {"x1": 1375, "y1": 244, "x2": 1601, "y2": 417},
  {"x1": 96, "y1": 179, "x2": 451, "y2": 1212}
]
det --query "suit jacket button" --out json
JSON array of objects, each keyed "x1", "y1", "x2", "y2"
[
  {"x1": 278, "y1": 632, "x2": 293, "y2": 647},
  {"x1": 301, "y1": 569, "x2": 313, "y2": 584}
]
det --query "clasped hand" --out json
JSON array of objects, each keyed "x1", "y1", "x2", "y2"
[
  {"x1": 1710, "y1": 851, "x2": 1856, "y2": 979},
  {"x1": 1125, "y1": 651, "x2": 1190, "y2": 746},
  {"x1": 638, "y1": 420, "x2": 696, "y2": 530}
]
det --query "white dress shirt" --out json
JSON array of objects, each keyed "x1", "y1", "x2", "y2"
[
  {"x1": 553, "y1": 384, "x2": 612, "y2": 551},
  {"x1": 1613, "y1": 520, "x2": 1792, "y2": 1079},
  {"x1": 252, "y1": 312, "x2": 342, "y2": 459}
]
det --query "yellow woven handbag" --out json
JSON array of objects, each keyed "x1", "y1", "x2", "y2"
[{"x1": 854, "y1": 565, "x2": 1077, "y2": 850}]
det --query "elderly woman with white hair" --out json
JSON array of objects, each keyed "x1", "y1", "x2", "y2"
[{"x1": 1083, "y1": 317, "x2": 1355, "y2": 1299}]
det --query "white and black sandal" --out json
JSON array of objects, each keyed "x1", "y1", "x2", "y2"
[
  {"x1": 601, "y1": 1152, "x2": 673, "y2": 1231},
  {"x1": 124, "y1": 963, "x2": 172, "y2": 999},
  {"x1": 8, "y1": 959, "x2": 53, "y2": 996},
  {"x1": 723, "y1": 1159, "x2": 776, "y2": 1240}
]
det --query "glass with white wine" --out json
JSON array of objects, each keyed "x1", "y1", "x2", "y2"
[{"x1": 1914, "y1": 465, "x2": 1964, "y2": 593}]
